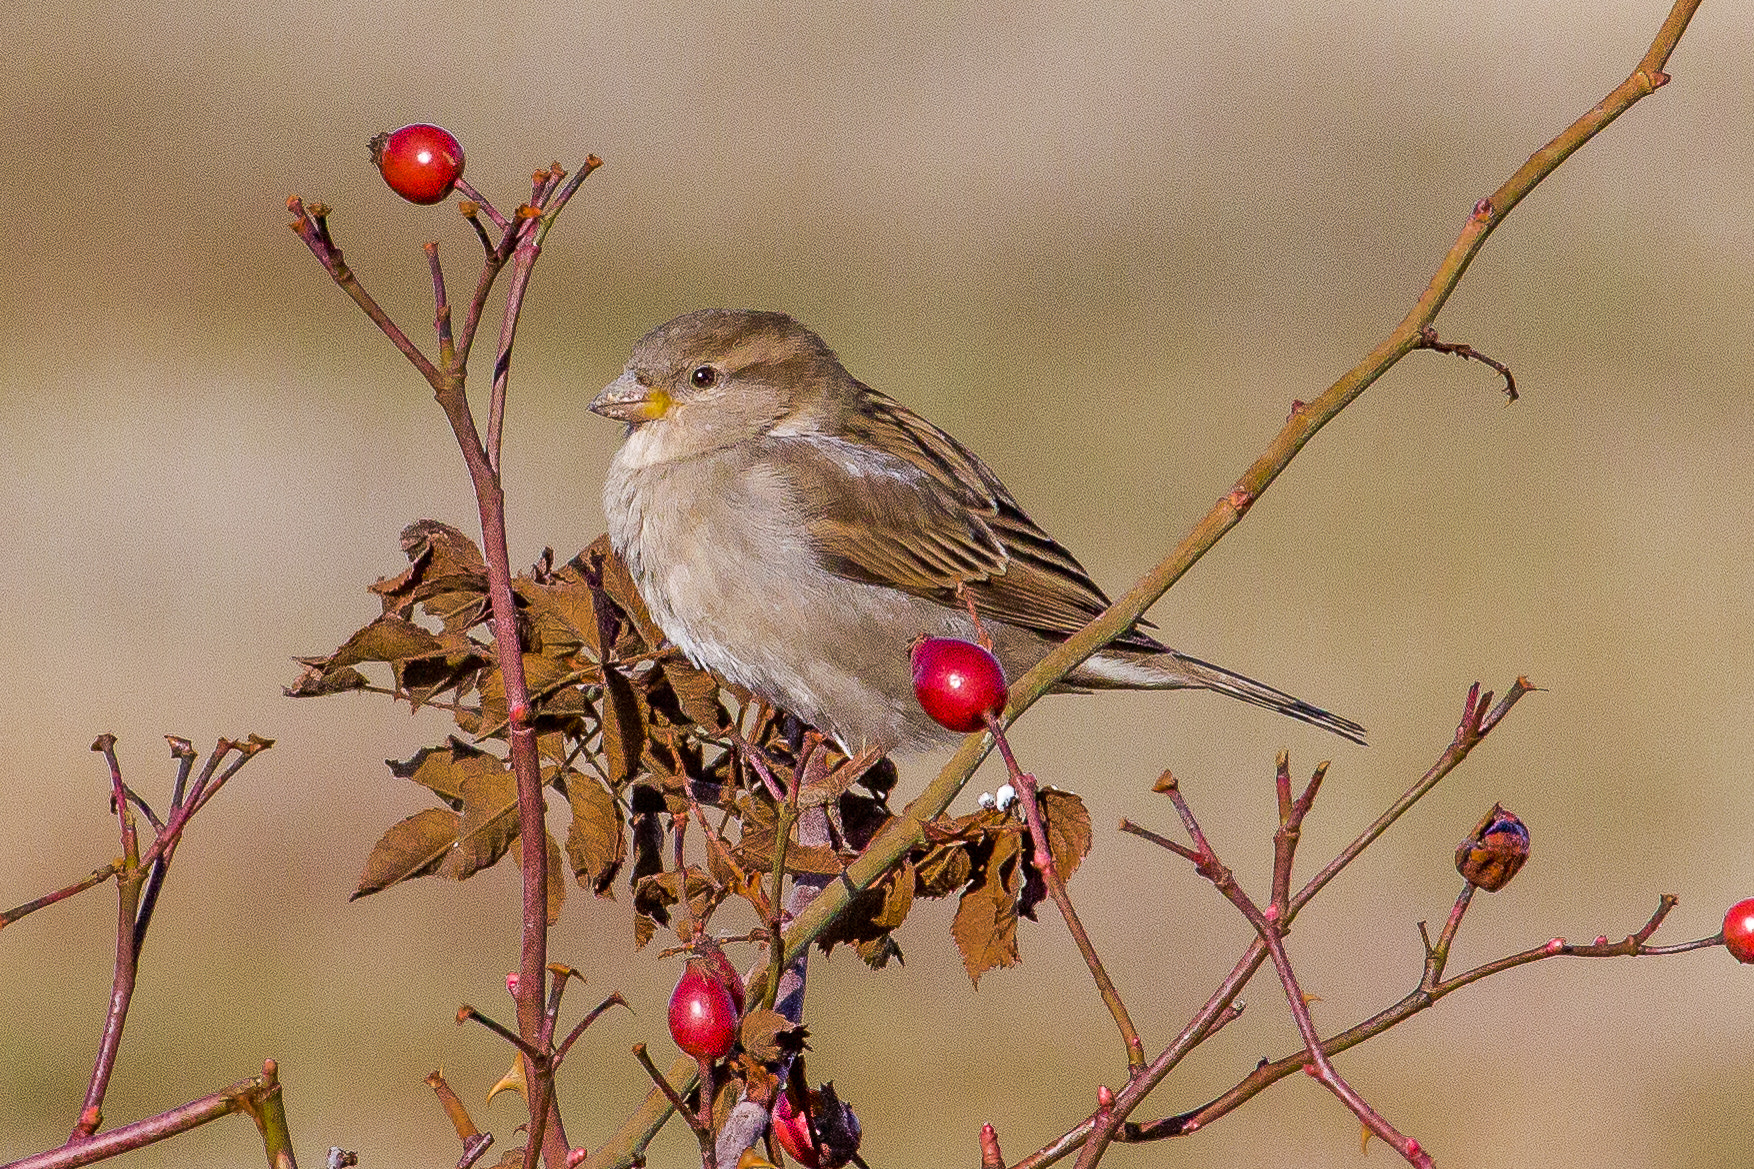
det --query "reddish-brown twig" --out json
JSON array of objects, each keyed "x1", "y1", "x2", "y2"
[
  {"x1": 295, "y1": 151, "x2": 603, "y2": 1169},
  {"x1": 12, "y1": 1061, "x2": 293, "y2": 1169},
  {"x1": 983, "y1": 713, "x2": 1144, "y2": 1075},
  {"x1": 1018, "y1": 678, "x2": 1531, "y2": 1169},
  {"x1": 1150, "y1": 773, "x2": 1430, "y2": 1166},
  {"x1": 59, "y1": 736, "x2": 271, "y2": 1146},
  {"x1": 1130, "y1": 894, "x2": 1704, "y2": 1142}
]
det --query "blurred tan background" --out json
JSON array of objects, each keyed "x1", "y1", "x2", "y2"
[{"x1": 2, "y1": 1, "x2": 1750, "y2": 1165}]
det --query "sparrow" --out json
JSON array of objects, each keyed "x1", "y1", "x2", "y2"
[{"x1": 590, "y1": 309, "x2": 1365, "y2": 754}]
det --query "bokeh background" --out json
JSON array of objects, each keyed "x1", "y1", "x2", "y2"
[{"x1": 2, "y1": 1, "x2": 1749, "y2": 1165}]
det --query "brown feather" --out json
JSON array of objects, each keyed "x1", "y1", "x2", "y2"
[{"x1": 783, "y1": 381, "x2": 1164, "y2": 651}]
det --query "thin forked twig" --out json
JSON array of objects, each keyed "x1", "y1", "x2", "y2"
[
  {"x1": 1015, "y1": 677, "x2": 1533, "y2": 1169},
  {"x1": 1152, "y1": 775, "x2": 1431, "y2": 1167},
  {"x1": 984, "y1": 713, "x2": 1145, "y2": 1076}
]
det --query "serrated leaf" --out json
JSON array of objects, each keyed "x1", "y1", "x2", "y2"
[
  {"x1": 517, "y1": 563, "x2": 603, "y2": 657},
  {"x1": 536, "y1": 729, "x2": 571, "y2": 767},
  {"x1": 370, "y1": 522, "x2": 490, "y2": 634},
  {"x1": 478, "y1": 650, "x2": 590, "y2": 737},
  {"x1": 734, "y1": 821, "x2": 846, "y2": 877},
  {"x1": 871, "y1": 860, "x2": 916, "y2": 929},
  {"x1": 586, "y1": 535, "x2": 666, "y2": 649},
  {"x1": 397, "y1": 644, "x2": 492, "y2": 713},
  {"x1": 401, "y1": 519, "x2": 487, "y2": 573},
  {"x1": 704, "y1": 833, "x2": 744, "y2": 891},
  {"x1": 416, "y1": 583, "x2": 491, "y2": 635},
  {"x1": 599, "y1": 666, "x2": 646, "y2": 786},
  {"x1": 815, "y1": 862, "x2": 914, "y2": 961},
  {"x1": 562, "y1": 769, "x2": 625, "y2": 896},
  {"x1": 441, "y1": 766, "x2": 520, "y2": 880},
  {"x1": 1040, "y1": 787, "x2": 1092, "y2": 881},
  {"x1": 854, "y1": 934, "x2": 904, "y2": 969},
  {"x1": 329, "y1": 614, "x2": 445, "y2": 669},
  {"x1": 353, "y1": 807, "x2": 460, "y2": 899},
  {"x1": 660, "y1": 656, "x2": 725, "y2": 729},
  {"x1": 632, "y1": 867, "x2": 720, "y2": 941},
  {"x1": 390, "y1": 739, "x2": 505, "y2": 808},
  {"x1": 914, "y1": 842, "x2": 973, "y2": 898},
  {"x1": 738, "y1": 1008, "x2": 807, "y2": 1063},
  {"x1": 952, "y1": 831, "x2": 1023, "y2": 985},
  {"x1": 283, "y1": 660, "x2": 369, "y2": 697}
]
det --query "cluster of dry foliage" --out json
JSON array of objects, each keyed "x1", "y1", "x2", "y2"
[{"x1": 288, "y1": 520, "x2": 1089, "y2": 981}]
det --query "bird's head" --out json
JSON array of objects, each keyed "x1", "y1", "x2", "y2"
[{"x1": 591, "y1": 309, "x2": 853, "y2": 461}]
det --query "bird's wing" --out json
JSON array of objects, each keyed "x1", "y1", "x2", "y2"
[{"x1": 771, "y1": 384, "x2": 1162, "y2": 650}]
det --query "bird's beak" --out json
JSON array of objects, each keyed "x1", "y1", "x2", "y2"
[{"x1": 589, "y1": 372, "x2": 672, "y2": 423}]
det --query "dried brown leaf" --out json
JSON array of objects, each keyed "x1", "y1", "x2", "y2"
[
  {"x1": 738, "y1": 1008, "x2": 807, "y2": 1064},
  {"x1": 515, "y1": 563, "x2": 601, "y2": 655},
  {"x1": 1040, "y1": 787, "x2": 1092, "y2": 881},
  {"x1": 632, "y1": 866, "x2": 720, "y2": 941},
  {"x1": 396, "y1": 644, "x2": 491, "y2": 714},
  {"x1": 599, "y1": 666, "x2": 646, "y2": 786},
  {"x1": 373, "y1": 521, "x2": 490, "y2": 630},
  {"x1": 952, "y1": 831, "x2": 1023, "y2": 985},
  {"x1": 853, "y1": 934, "x2": 904, "y2": 969},
  {"x1": 815, "y1": 862, "x2": 914, "y2": 966},
  {"x1": 353, "y1": 807, "x2": 460, "y2": 899},
  {"x1": 914, "y1": 842, "x2": 974, "y2": 898},
  {"x1": 329, "y1": 615, "x2": 446, "y2": 669},
  {"x1": 562, "y1": 768, "x2": 626, "y2": 896},
  {"x1": 734, "y1": 821, "x2": 846, "y2": 877},
  {"x1": 283, "y1": 660, "x2": 369, "y2": 698},
  {"x1": 478, "y1": 650, "x2": 590, "y2": 737},
  {"x1": 441, "y1": 766, "x2": 520, "y2": 880},
  {"x1": 400, "y1": 519, "x2": 487, "y2": 575},
  {"x1": 390, "y1": 739, "x2": 505, "y2": 808},
  {"x1": 586, "y1": 535, "x2": 666, "y2": 649},
  {"x1": 659, "y1": 656, "x2": 726, "y2": 729}
]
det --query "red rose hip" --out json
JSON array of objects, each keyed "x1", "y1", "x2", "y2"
[
  {"x1": 771, "y1": 1084, "x2": 861, "y2": 1169},
  {"x1": 772, "y1": 1090, "x2": 821, "y2": 1167},
  {"x1": 911, "y1": 637, "x2": 1008, "y2": 733},
  {"x1": 691, "y1": 938, "x2": 746, "y2": 1015},
  {"x1": 370, "y1": 123, "x2": 465, "y2": 205},
  {"x1": 1724, "y1": 897, "x2": 1754, "y2": 964},
  {"x1": 668, "y1": 960, "x2": 738, "y2": 1061}
]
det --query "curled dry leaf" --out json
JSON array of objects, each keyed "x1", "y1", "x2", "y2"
[
  {"x1": 952, "y1": 831, "x2": 1025, "y2": 984},
  {"x1": 738, "y1": 1007, "x2": 808, "y2": 1063}
]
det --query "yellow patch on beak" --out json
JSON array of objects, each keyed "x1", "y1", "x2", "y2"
[{"x1": 589, "y1": 379, "x2": 673, "y2": 423}]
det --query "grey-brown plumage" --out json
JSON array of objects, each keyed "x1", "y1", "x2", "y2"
[{"x1": 591, "y1": 309, "x2": 1365, "y2": 753}]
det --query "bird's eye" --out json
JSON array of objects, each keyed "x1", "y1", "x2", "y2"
[{"x1": 690, "y1": 365, "x2": 718, "y2": 389}]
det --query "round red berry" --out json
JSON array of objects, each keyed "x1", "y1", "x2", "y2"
[
  {"x1": 1724, "y1": 897, "x2": 1754, "y2": 963},
  {"x1": 771, "y1": 1090, "x2": 821, "y2": 1168},
  {"x1": 772, "y1": 1085, "x2": 861, "y2": 1169},
  {"x1": 668, "y1": 960, "x2": 739, "y2": 1062},
  {"x1": 691, "y1": 940, "x2": 746, "y2": 1015},
  {"x1": 910, "y1": 637, "x2": 1008, "y2": 733},
  {"x1": 370, "y1": 123, "x2": 465, "y2": 205}
]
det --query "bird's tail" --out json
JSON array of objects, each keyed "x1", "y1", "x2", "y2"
[{"x1": 1070, "y1": 648, "x2": 1368, "y2": 745}]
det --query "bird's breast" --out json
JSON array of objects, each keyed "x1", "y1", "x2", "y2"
[
  {"x1": 603, "y1": 446, "x2": 817, "y2": 666},
  {"x1": 598, "y1": 442, "x2": 956, "y2": 752}
]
